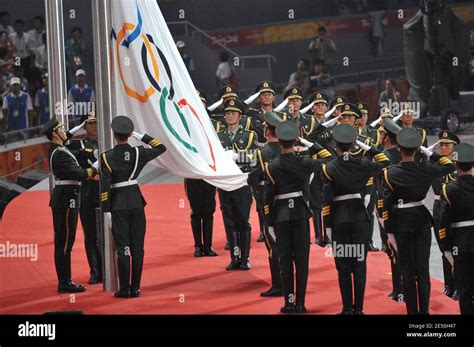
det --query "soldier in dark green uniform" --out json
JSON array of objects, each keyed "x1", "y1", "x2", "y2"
[
  {"x1": 382, "y1": 128, "x2": 455, "y2": 314},
  {"x1": 355, "y1": 102, "x2": 381, "y2": 252},
  {"x1": 398, "y1": 106, "x2": 428, "y2": 147},
  {"x1": 308, "y1": 92, "x2": 332, "y2": 246},
  {"x1": 217, "y1": 99, "x2": 258, "y2": 270},
  {"x1": 100, "y1": 116, "x2": 167, "y2": 298},
  {"x1": 248, "y1": 111, "x2": 283, "y2": 297},
  {"x1": 183, "y1": 90, "x2": 219, "y2": 257},
  {"x1": 431, "y1": 130, "x2": 460, "y2": 300},
  {"x1": 266, "y1": 121, "x2": 333, "y2": 313},
  {"x1": 376, "y1": 118, "x2": 404, "y2": 302},
  {"x1": 247, "y1": 81, "x2": 287, "y2": 243},
  {"x1": 439, "y1": 143, "x2": 474, "y2": 314},
  {"x1": 321, "y1": 123, "x2": 390, "y2": 314},
  {"x1": 66, "y1": 112, "x2": 102, "y2": 284},
  {"x1": 43, "y1": 117, "x2": 98, "y2": 293},
  {"x1": 212, "y1": 85, "x2": 252, "y2": 134}
]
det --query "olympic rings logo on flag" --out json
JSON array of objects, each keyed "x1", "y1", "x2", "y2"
[{"x1": 112, "y1": 4, "x2": 217, "y2": 171}]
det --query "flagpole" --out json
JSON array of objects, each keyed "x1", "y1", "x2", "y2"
[
  {"x1": 45, "y1": 0, "x2": 68, "y2": 127},
  {"x1": 92, "y1": 0, "x2": 118, "y2": 292}
]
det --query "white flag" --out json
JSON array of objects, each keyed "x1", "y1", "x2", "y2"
[{"x1": 111, "y1": 0, "x2": 247, "y2": 191}]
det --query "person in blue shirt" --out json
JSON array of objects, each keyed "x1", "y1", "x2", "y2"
[
  {"x1": 67, "y1": 69, "x2": 95, "y2": 126},
  {"x1": 35, "y1": 73, "x2": 50, "y2": 125},
  {"x1": 1, "y1": 77, "x2": 34, "y2": 133}
]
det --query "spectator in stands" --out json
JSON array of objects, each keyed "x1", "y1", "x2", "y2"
[
  {"x1": 216, "y1": 51, "x2": 237, "y2": 87},
  {"x1": 308, "y1": 59, "x2": 334, "y2": 97},
  {"x1": 67, "y1": 69, "x2": 95, "y2": 125},
  {"x1": 0, "y1": 44, "x2": 13, "y2": 87},
  {"x1": 27, "y1": 16, "x2": 45, "y2": 53},
  {"x1": 0, "y1": 12, "x2": 14, "y2": 35},
  {"x1": 65, "y1": 27, "x2": 86, "y2": 87},
  {"x1": 9, "y1": 20, "x2": 33, "y2": 78},
  {"x1": 33, "y1": 33, "x2": 47, "y2": 75},
  {"x1": 378, "y1": 79, "x2": 401, "y2": 111},
  {"x1": 285, "y1": 58, "x2": 310, "y2": 94},
  {"x1": 176, "y1": 40, "x2": 194, "y2": 77},
  {"x1": 1, "y1": 77, "x2": 34, "y2": 133},
  {"x1": 368, "y1": 10, "x2": 387, "y2": 56},
  {"x1": 0, "y1": 30, "x2": 14, "y2": 60},
  {"x1": 35, "y1": 73, "x2": 49, "y2": 125},
  {"x1": 307, "y1": 26, "x2": 337, "y2": 72}
]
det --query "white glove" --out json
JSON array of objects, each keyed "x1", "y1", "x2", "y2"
[
  {"x1": 428, "y1": 141, "x2": 439, "y2": 151},
  {"x1": 387, "y1": 233, "x2": 398, "y2": 253},
  {"x1": 325, "y1": 228, "x2": 332, "y2": 243},
  {"x1": 370, "y1": 116, "x2": 382, "y2": 128},
  {"x1": 225, "y1": 150, "x2": 238, "y2": 162},
  {"x1": 444, "y1": 251, "x2": 454, "y2": 266},
  {"x1": 93, "y1": 149, "x2": 98, "y2": 160},
  {"x1": 419, "y1": 145, "x2": 433, "y2": 159},
  {"x1": 322, "y1": 115, "x2": 340, "y2": 128},
  {"x1": 356, "y1": 139, "x2": 371, "y2": 152},
  {"x1": 92, "y1": 160, "x2": 99, "y2": 170},
  {"x1": 298, "y1": 137, "x2": 313, "y2": 148},
  {"x1": 132, "y1": 131, "x2": 145, "y2": 141},
  {"x1": 69, "y1": 122, "x2": 85, "y2": 135},
  {"x1": 364, "y1": 194, "x2": 371, "y2": 208},
  {"x1": 103, "y1": 212, "x2": 112, "y2": 229}
]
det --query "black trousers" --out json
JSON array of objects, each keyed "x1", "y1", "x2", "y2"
[
  {"x1": 111, "y1": 207, "x2": 146, "y2": 291},
  {"x1": 395, "y1": 227, "x2": 432, "y2": 314},
  {"x1": 275, "y1": 219, "x2": 310, "y2": 305},
  {"x1": 218, "y1": 186, "x2": 253, "y2": 261},
  {"x1": 80, "y1": 198, "x2": 102, "y2": 277},
  {"x1": 253, "y1": 186, "x2": 265, "y2": 236},
  {"x1": 454, "y1": 251, "x2": 474, "y2": 314},
  {"x1": 52, "y1": 208, "x2": 79, "y2": 284},
  {"x1": 332, "y1": 220, "x2": 370, "y2": 311},
  {"x1": 185, "y1": 179, "x2": 216, "y2": 249},
  {"x1": 311, "y1": 208, "x2": 325, "y2": 242},
  {"x1": 432, "y1": 200, "x2": 455, "y2": 290}
]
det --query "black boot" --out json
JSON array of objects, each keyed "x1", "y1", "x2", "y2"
[
  {"x1": 203, "y1": 217, "x2": 217, "y2": 256},
  {"x1": 131, "y1": 252, "x2": 144, "y2": 298},
  {"x1": 58, "y1": 281, "x2": 86, "y2": 293},
  {"x1": 353, "y1": 273, "x2": 366, "y2": 314},
  {"x1": 226, "y1": 232, "x2": 240, "y2": 271},
  {"x1": 367, "y1": 241, "x2": 379, "y2": 252},
  {"x1": 280, "y1": 269, "x2": 295, "y2": 314},
  {"x1": 338, "y1": 274, "x2": 353, "y2": 314},
  {"x1": 239, "y1": 230, "x2": 251, "y2": 270},
  {"x1": 115, "y1": 254, "x2": 131, "y2": 298},
  {"x1": 418, "y1": 283, "x2": 431, "y2": 315},
  {"x1": 442, "y1": 255, "x2": 455, "y2": 299},
  {"x1": 260, "y1": 257, "x2": 283, "y2": 297},
  {"x1": 191, "y1": 216, "x2": 203, "y2": 257},
  {"x1": 85, "y1": 245, "x2": 102, "y2": 285},
  {"x1": 257, "y1": 232, "x2": 265, "y2": 243},
  {"x1": 389, "y1": 259, "x2": 402, "y2": 301}
]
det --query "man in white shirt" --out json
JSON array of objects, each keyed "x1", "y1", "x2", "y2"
[
  {"x1": 0, "y1": 12, "x2": 14, "y2": 35},
  {"x1": 216, "y1": 51, "x2": 233, "y2": 87},
  {"x1": 9, "y1": 20, "x2": 33, "y2": 60},
  {"x1": 34, "y1": 33, "x2": 47, "y2": 73},
  {"x1": 27, "y1": 16, "x2": 45, "y2": 53}
]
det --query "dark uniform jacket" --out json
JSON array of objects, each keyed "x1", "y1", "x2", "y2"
[
  {"x1": 382, "y1": 153, "x2": 455, "y2": 234},
  {"x1": 67, "y1": 137, "x2": 100, "y2": 207},
  {"x1": 100, "y1": 134, "x2": 166, "y2": 212},
  {"x1": 439, "y1": 175, "x2": 474, "y2": 253},
  {"x1": 49, "y1": 143, "x2": 96, "y2": 208},
  {"x1": 217, "y1": 125, "x2": 259, "y2": 173},
  {"x1": 247, "y1": 108, "x2": 287, "y2": 145},
  {"x1": 265, "y1": 146, "x2": 333, "y2": 224},
  {"x1": 322, "y1": 148, "x2": 390, "y2": 227}
]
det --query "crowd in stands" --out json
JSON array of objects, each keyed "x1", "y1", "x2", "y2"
[{"x1": 0, "y1": 11, "x2": 95, "y2": 143}]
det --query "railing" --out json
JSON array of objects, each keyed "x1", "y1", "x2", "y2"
[
  {"x1": 0, "y1": 125, "x2": 44, "y2": 148},
  {"x1": 167, "y1": 21, "x2": 277, "y2": 70}
]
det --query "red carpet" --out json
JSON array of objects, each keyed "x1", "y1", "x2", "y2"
[{"x1": 0, "y1": 183, "x2": 460, "y2": 314}]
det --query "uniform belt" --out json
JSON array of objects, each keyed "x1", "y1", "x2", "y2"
[
  {"x1": 450, "y1": 220, "x2": 474, "y2": 228},
  {"x1": 258, "y1": 181, "x2": 265, "y2": 186},
  {"x1": 55, "y1": 180, "x2": 81, "y2": 186},
  {"x1": 274, "y1": 191, "x2": 303, "y2": 200},
  {"x1": 393, "y1": 200, "x2": 425, "y2": 209},
  {"x1": 333, "y1": 193, "x2": 361, "y2": 202},
  {"x1": 434, "y1": 195, "x2": 441, "y2": 201},
  {"x1": 111, "y1": 180, "x2": 138, "y2": 189}
]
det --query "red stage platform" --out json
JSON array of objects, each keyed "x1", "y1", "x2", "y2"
[{"x1": 0, "y1": 184, "x2": 460, "y2": 314}]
